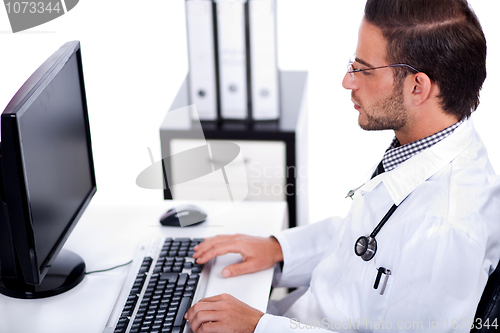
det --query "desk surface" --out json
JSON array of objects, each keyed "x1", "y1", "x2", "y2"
[{"x1": 0, "y1": 200, "x2": 287, "y2": 333}]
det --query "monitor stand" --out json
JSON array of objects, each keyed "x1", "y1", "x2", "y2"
[{"x1": 0, "y1": 249, "x2": 86, "y2": 299}]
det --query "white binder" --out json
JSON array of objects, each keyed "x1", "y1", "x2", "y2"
[
  {"x1": 249, "y1": 0, "x2": 280, "y2": 120},
  {"x1": 215, "y1": 0, "x2": 248, "y2": 120},
  {"x1": 186, "y1": 0, "x2": 218, "y2": 120}
]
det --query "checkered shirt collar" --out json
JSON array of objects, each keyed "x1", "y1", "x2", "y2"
[{"x1": 382, "y1": 119, "x2": 465, "y2": 172}]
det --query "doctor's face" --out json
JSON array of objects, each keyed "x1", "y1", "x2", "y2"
[{"x1": 342, "y1": 19, "x2": 408, "y2": 131}]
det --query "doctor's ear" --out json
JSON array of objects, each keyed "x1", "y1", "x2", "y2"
[{"x1": 408, "y1": 72, "x2": 433, "y2": 106}]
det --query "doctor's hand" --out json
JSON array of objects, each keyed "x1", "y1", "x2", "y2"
[
  {"x1": 185, "y1": 293, "x2": 264, "y2": 333},
  {"x1": 192, "y1": 234, "x2": 283, "y2": 277}
]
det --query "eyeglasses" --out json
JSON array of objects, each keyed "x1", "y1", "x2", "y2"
[{"x1": 347, "y1": 55, "x2": 420, "y2": 81}]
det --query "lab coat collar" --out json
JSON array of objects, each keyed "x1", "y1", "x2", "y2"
[{"x1": 363, "y1": 119, "x2": 475, "y2": 205}]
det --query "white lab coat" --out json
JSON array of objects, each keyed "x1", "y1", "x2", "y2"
[{"x1": 255, "y1": 119, "x2": 500, "y2": 333}]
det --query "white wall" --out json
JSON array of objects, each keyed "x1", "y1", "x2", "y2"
[{"x1": 0, "y1": 0, "x2": 498, "y2": 224}]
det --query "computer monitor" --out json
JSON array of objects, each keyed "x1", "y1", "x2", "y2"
[{"x1": 0, "y1": 41, "x2": 96, "y2": 299}]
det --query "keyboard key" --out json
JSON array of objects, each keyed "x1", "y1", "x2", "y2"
[
  {"x1": 174, "y1": 296, "x2": 192, "y2": 327},
  {"x1": 177, "y1": 273, "x2": 188, "y2": 287},
  {"x1": 163, "y1": 324, "x2": 173, "y2": 333},
  {"x1": 139, "y1": 266, "x2": 150, "y2": 273},
  {"x1": 114, "y1": 317, "x2": 129, "y2": 333},
  {"x1": 135, "y1": 311, "x2": 146, "y2": 320},
  {"x1": 191, "y1": 265, "x2": 203, "y2": 273},
  {"x1": 160, "y1": 272, "x2": 179, "y2": 283},
  {"x1": 122, "y1": 305, "x2": 134, "y2": 315},
  {"x1": 130, "y1": 326, "x2": 140, "y2": 333}
]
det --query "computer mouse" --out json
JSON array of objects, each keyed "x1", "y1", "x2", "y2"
[{"x1": 159, "y1": 204, "x2": 207, "y2": 227}]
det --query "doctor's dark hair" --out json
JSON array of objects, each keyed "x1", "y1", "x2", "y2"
[{"x1": 364, "y1": 0, "x2": 486, "y2": 120}]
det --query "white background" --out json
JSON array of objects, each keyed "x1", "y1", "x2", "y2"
[{"x1": 0, "y1": 0, "x2": 498, "y2": 224}]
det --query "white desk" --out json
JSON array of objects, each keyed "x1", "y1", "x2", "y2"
[{"x1": 0, "y1": 200, "x2": 287, "y2": 333}]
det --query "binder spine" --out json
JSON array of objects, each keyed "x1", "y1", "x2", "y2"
[
  {"x1": 245, "y1": 0, "x2": 252, "y2": 121},
  {"x1": 248, "y1": 0, "x2": 280, "y2": 120},
  {"x1": 216, "y1": 0, "x2": 249, "y2": 120},
  {"x1": 212, "y1": 0, "x2": 222, "y2": 121},
  {"x1": 186, "y1": 0, "x2": 219, "y2": 121}
]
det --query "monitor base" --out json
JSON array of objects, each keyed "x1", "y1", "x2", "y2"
[{"x1": 0, "y1": 249, "x2": 86, "y2": 299}]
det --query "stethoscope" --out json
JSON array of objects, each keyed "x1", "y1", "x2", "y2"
[{"x1": 354, "y1": 204, "x2": 399, "y2": 261}]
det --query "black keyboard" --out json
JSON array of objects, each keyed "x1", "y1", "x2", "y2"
[{"x1": 109, "y1": 237, "x2": 209, "y2": 333}]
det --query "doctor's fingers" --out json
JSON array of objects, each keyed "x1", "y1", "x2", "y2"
[
  {"x1": 187, "y1": 310, "x2": 223, "y2": 332},
  {"x1": 185, "y1": 300, "x2": 225, "y2": 331},
  {"x1": 222, "y1": 258, "x2": 270, "y2": 277},
  {"x1": 186, "y1": 294, "x2": 263, "y2": 333},
  {"x1": 193, "y1": 234, "x2": 256, "y2": 264},
  {"x1": 190, "y1": 321, "x2": 219, "y2": 333},
  {"x1": 194, "y1": 240, "x2": 249, "y2": 266},
  {"x1": 192, "y1": 234, "x2": 243, "y2": 260}
]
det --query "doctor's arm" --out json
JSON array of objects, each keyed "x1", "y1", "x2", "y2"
[
  {"x1": 193, "y1": 216, "x2": 343, "y2": 285},
  {"x1": 273, "y1": 216, "x2": 344, "y2": 287}
]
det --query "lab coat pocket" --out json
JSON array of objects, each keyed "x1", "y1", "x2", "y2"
[
  {"x1": 332, "y1": 258, "x2": 395, "y2": 326},
  {"x1": 363, "y1": 266, "x2": 395, "y2": 326}
]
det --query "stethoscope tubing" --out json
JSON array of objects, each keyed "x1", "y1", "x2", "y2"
[
  {"x1": 355, "y1": 203, "x2": 399, "y2": 261},
  {"x1": 370, "y1": 204, "x2": 398, "y2": 238}
]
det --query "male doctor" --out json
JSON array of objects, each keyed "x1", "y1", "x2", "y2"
[{"x1": 185, "y1": 0, "x2": 500, "y2": 331}]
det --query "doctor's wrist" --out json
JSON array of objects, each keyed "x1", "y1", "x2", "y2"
[{"x1": 269, "y1": 236, "x2": 284, "y2": 264}]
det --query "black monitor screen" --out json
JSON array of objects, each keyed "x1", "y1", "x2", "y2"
[
  {"x1": 18, "y1": 51, "x2": 93, "y2": 270},
  {"x1": 0, "y1": 41, "x2": 96, "y2": 299}
]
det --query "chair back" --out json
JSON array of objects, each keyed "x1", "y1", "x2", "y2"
[{"x1": 471, "y1": 261, "x2": 500, "y2": 332}]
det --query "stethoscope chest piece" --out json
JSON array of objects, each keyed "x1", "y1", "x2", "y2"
[{"x1": 355, "y1": 236, "x2": 377, "y2": 261}]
